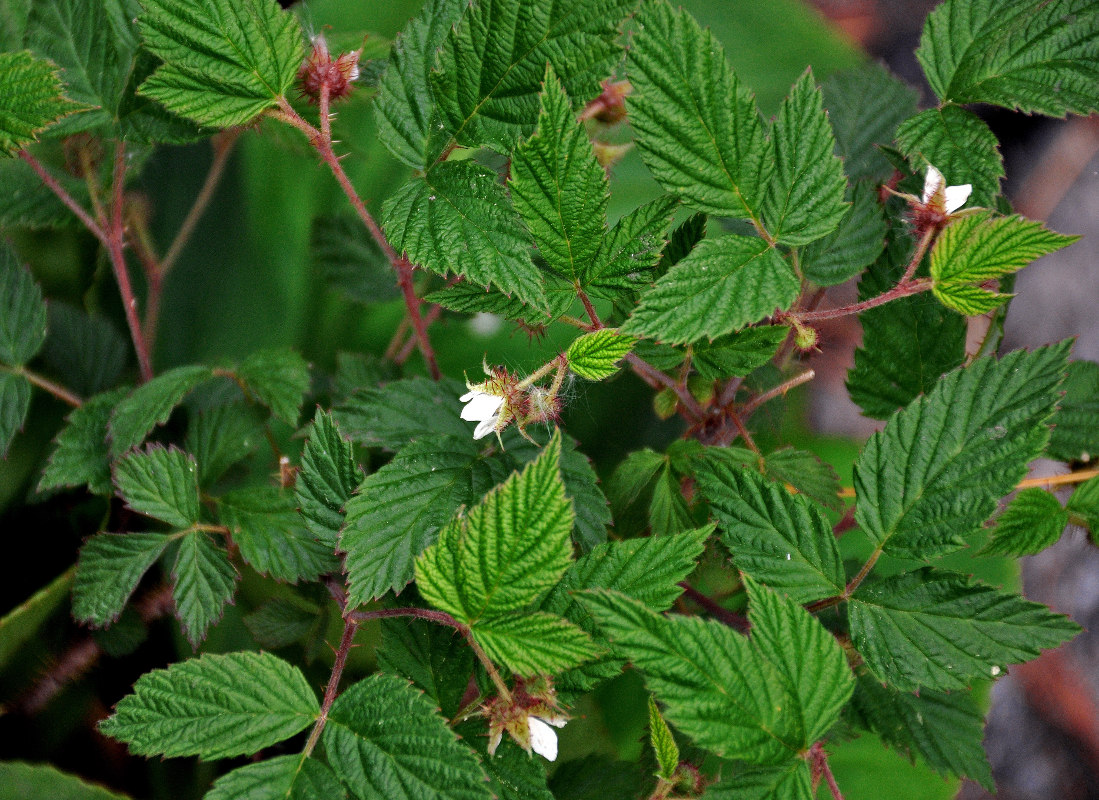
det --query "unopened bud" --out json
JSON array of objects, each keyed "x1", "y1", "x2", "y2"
[{"x1": 299, "y1": 35, "x2": 361, "y2": 104}]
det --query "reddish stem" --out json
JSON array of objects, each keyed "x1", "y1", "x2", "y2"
[
  {"x1": 5, "y1": 365, "x2": 82, "y2": 407},
  {"x1": 678, "y1": 583, "x2": 749, "y2": 633},
  {"x1": 624, "y1": 352, "x2": 706, "y2": 422},
  {"x1": 19, "y1": 150, "x2": 108, "y2": 246},
  {"x1": 303, "y1": 618, "x2": 358, "y2": 756},
  {"x1": 576, "y1": 286, "x2": 601, "y2": 328},
  {"x1": 783, "y1": 278, "x2": 932, "y2": 324}
]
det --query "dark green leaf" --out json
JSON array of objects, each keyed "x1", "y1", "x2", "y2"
[
  {"x1": 692, "y1": 326, "x2": 788, "y2": 381},
  {"x1": 171, "y1": 531, "x2": 238, "y2": 647},
  {"x1": 108, "y1": 364, "x2": 214, "y2": 455},
  {"x1": 184, "y1": 403, "x2": 263, "y2": 486},
  {"x1": 982, "y1": 488, "x2": 1068, "y2": 556},
  {"x1": 459, "y1": 727, "x2": 555, "y2": 800},
  {"x1": 0, "y1": 371, "x2": 30, "y2": 457},
  {"x1": 113, "y1": 445, "x2": 200, "y2": 528},
  {"x1": 310, "y1": 213, "x2": 401, "y2": 306},
  {"x1": 648, "y1": 466, "x2": 696, "y2": 538},
  {"x1": 1049, "y1": 360, "x2": 1099, "y2": 462},
  {"x1": 39, "y1": 387, "x2": 127, "y2": 495},
  {"x1": 566, "y1": 329, "x2": 635, "y2": 381},
  {"x1": 99, "y1": 651, "x2": 319, "y2": 759},
  {"x1": 295, "y1": 409, "x2": 361, "y2": 548},
  {"x1": 332, "y1": 376, "x2": 468, "y2": 449},
  {"x1": 548, "y1": 756, "x2": 647, "y2": 800},
  {"x1": 800, "y1": 181, "x2": 887, "y2": 286},
  {"x1": 585, "y1": 196, "x2": 679, "y2": 296},
  {"x1": 235, "y1": 347, "x2": 310, "y2": 425},
  {"x1": 377, "y1": 617, "x2": 473, "y2": 719},
  {"x1": 0, "y1": 567, "x2": 73, "y2": 671},
  {"x1": 0, "y1": 49, "x2": 86, "y2": 154},
  {"x1": 896, "y1": 106, "x2": 1002, "y2": 208},
  {"x1": 206, "y1": 755, "x2": 345, "y2": 800},
  {"x1": 72, "y1": 532, "x2": 170, "y2": 626},
  {"x1": 702, "y1": 762, "x2": 812, "y2": 800},
  {"x1": 1067, "y1": 475, "x2": 1099, "y2": 534},
  {"x1": 762, "y1": 447, "x2": 843, "y2": 512},
  {"x1": 424, "y1": 278, "x2": 575, "y2": 326},
  {"x1": 0, "y1": 762, "x2": 132, "y2": 800},
  {"x1": 244, "y1": 595, "x2": 323, "y2": 650},
  {"x1": 0, "y1": 243, "x2": 47, "y2": 365},
  {"x1": 41, "y1": 303, "x2": 128, "y2": 397}
]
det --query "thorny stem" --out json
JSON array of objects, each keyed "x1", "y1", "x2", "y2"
[
  {"x1": 303, "y1": 617, "x2": 358, "y2": 757},
  {"x1": 395, "y1": 303, "x2": 444, "y2": 363},
  {"x1": 812, "y1": 743, "x2": 845, "y2": 800},
  {"x1": 739, "y1": 369, "x2": 815, "y2": 419},
  {"x1": 273, "y1": 98, "x2": 441, "y2": 380},
  {"x1": 624, "y1": 352, "x2": 706, "y2": 421},
  {"x1": 2, "y1": 365, "x2": 82, "y2": 407},
  {"x1": 19, "y1": 150, "x2": 108, "y2": 247}
]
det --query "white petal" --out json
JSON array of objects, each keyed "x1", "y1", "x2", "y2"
[
  {"x1": 923, "y1": 165, "x2": 945, "y2": 202},
  {"x1": 943, "y1": 183, "x2": 972, "y2": 213},
  {"x1": 473, "y1": 414, "x2": 499, "y2": 439},
  {"x1": 459, "y1": 390, "x2": 477, "y2": 402},
  {"x1": 461, "y1": 392, "x2": 504, "y2": 421},
  {"x1": 529, "y1": 716, "x2": 559, "y2": 761}
]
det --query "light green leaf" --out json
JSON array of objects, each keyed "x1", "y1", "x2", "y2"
[
  {"x1": 982, "y1": 488, "x2": 1068, "y2": 556},
  {"x1": 566, "y1": 329, "x2": 636, "y2": 381},
  {"x1": 205, "y1": 755, "x2": 345, "y2": 800},
  {"x1": 73, "y1": 532, "x2": 171, "y2": 626},
  {"x1": 137, "y1": 0, "x2": 305, "y2": 128},
  {"x1": 648, "y1": 696, "x2": 679, "y2": 781},
  {"x1": 39, "y1": 387, "x2": 128, "y2": 495},
  {"x1": 114, "y1": 445, "x2": 200, "y2": 528},
  {"x1": 431, "y1": 0, "x2": 633, "y2": 151},
  {"x1": 917, "y1": 0, "x2": 1099, "y2": 116},
  {"x1": 184, "y1": 403, "x2": 263, "y2": 486},
  {"x1": 931, "y1": 212, "x2": 1078, "y2": 315},
  {"x1": 322, "y1": 674, "x2": 490, "y2": 800},
  {"x1": 854, "y1": 343, "x2": 1069, "y2": 559},
  {"x1": 762, "y1": 69, "x2": 847, "y2": 246},
  {"x1": 99, "y1": 651, "x2": 319, "y2": 759},
  {"x1": 0, "y1": 567, "x2": 73, "y2": 672},
  {"x1": 472, "y1": 612, "x2": 598, "y2": 676},
  {"x1": 383, "y1": 160, "x2": 544, "y2": 310},
  {"x1": 0, "y1": 371, "x2": 30, "y2": 457},
  {"x1": 800, "y1": 181, "x2": 886, "y2": 286},
  {"x1": 219, "y1": 486, "x2": 338, "y2": 584},
  {"x1": 648, "y1": 466, "x2": 697, "y2": 538},
  {"x1": 625, "y1": 0, "x2": 772, "y2": 220},
  {"x1": 310, "y1": 213, "x2": 401, "y2": 306},
  {"x1": 0, "y1": 49, "x2": 86, "y2": 154},
  {"x1": 171, "y1": 531, "x2": 238, "y2": 647},
  {"x1": 235, "y1": 347, "x2": 310, "y2": 425},
  {"x1": 622, "y1": 236, "x2": 798, "y2": 345},
  {"x1": 373, "y1": 0, "x2": 463, "y2": 169},
  {"x1": 333, "y1": 376, "x2": 468, "y2": 449},
  {"x1": 821, "y1": 62, "x2": 918, "y2": 182},
  {"x1": 691, "y1": 326, "x2": 789, "y2": 381},
  {"x1": 1049, "y1": 360, "x2": 1099, "y2": 462},
  {"x1": 510, "y1": 65, "x2": 607, "y2": 285},
  {"x1": 0, "y1": 762, "x2": 132, "y2": 800},
  {"x1": 108, "y1": 364, "x2": 214, "y2": 455},
  {"x1": 415, "y1": 429, "x2": 574, "y2": 623},
  {"x1": 0, "y1": 243, "x2": 47, "y2": 365},
  {"x1": 42, "y1": 303, "x2": 128, "y2": 397},
  {"x1": 295, "y1": 409, "x2": 361, "y2": 548},
  {"x1": 851, "y1": 675, "x2": 993, "y2": 789},
  {"x1": 696, "y1": 462, "x2": 844, "y2": 603},
  {"x1": 703, "y1": 762, "x2": 812, "y2": 800},
  {"x1": 896, "y1": 106, "x2": 1003, "y2": 208},
  {"x1": 341, "y1": 434, "x2": 508, "y2": 607}
]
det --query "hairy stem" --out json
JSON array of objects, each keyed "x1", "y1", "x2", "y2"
[
  {"x1": 3, "y1": 365, "x2": 82, "y2": 407},
  {"x1": 624, "y1": 352, "x2": 706, "y2": 421},
  {"x1": 303, "y1": 618, "x2": 358, "y2": 757},
  {"x1": 739, "y1": 369, "x2": 816, "y2": 419},
  {"x1": 782, "y1": 277, "x2": 932, "y2": 324},
  {"x1": 576, "y1": 285, "x2": 601, "y2": 328},
  {"x1": 107, "y1": 142, "x2": 153, "y2": 382},
  {"x1": 19, "y1": 150, "x2": 108, "y2": 246}
]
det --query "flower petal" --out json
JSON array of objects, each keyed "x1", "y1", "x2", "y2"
[
  {"x1": 923, "y1": 164, "x2": 945, "y2": 203},
  {"x1": 461, "y1": 392, "x2": 504, "y2": 421},
  {"x1": 529, "y1": 716, "x2": 559, "y2": 761},
  {"x1": 473, "y1": 414, "x2": 500, "y2": 439},
  {"x1": 944, "y1": 183, "x2": 972, "y2": 213}
]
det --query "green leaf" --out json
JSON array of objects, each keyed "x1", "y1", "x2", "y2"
[
  {"x1": 472, "y1": 611, "x2": 598, "y2": 676},
  {"x1": 762, "y1": 447, "x2": 843, "y2": 512},
  {"x1": 235, "y1": 347, "x2": 310, "y2": 425},
  {"x1": 333, "y1": 376, "x2": 468, "y2": 449},
  {"x1": 743, "y1": 577, "x2": 854, "y2": 745},
  {"x1": 431, "y1": 0, "x2": 633, "y2": 151},
  {"x1": 931, "y1": 212, "x2": 1078, "y2": 315},
  {"x1": 220, "y1": 486, "x2": 338, "y2": 583},
  {"x1": 849, "y1": 568, "x2": 1079, "y2": 691},
  {"x1": 648, "y1": 696, "x2": 679, "y2": 781},
  {"x1": 1068, "y1": 475, "x2": 1099, "y2": 533},
  {"x1": 383, "y1": 160, "x2": 544, "y2": 310},
  {"x1": 0, "y1": 762, "x2": 132, "y2": 800},
  {"x1": 377, "y1": 617, "x2": 474, "y2": 719},
  {"x1": 625, "y1": 0, "x2": 771, "y2": 220},
  {"x1": 206, "y1": 755, "x2": 345, "y2": 800},
  {"x1": 1049, "y1": 360, "x2": 1099, "y2": 462},
  {"x1": 39, "y1": 387, "x2": 127, "y2": 495},
  {"x1": 108, "y1": 364, "x2": 214, "y2": 455},
  {"x1": 99, "y1": 651, "x2": 319, "y2": 759},
  {"x1": 566, "y1": 329, "x2": 636, "y2": 381},
  {"x1": 73, "y1": 532, "x2": 171, "y2": 626},
  {"x1": 579, "y1": 590, "x2": 795, "y2": 764},
  {"x1": 244, "y1": 595, "x2": 324, "y2": 650},
  {"x1": 649, "y1": 466, "x2": 697, "y2": 538},
  {"x1": 547, "y1": 757, "x2": 647, "y2": 800},
  {"x1": 322, "y1": 673, "x2": 490, "y2": 800},
  {"x1": 42, "y1": 303, "x2": 128, "y2": 397},
  {"x1": 459, "y1": 727, "x2": 555, "y2": 800},
  {"x1": 341, "y1": 434, "x2": 508, "y2": 606},
  {"x1": 0, "y1": 371, "x2": 30, "y2": 457},
  {"x1": 415, "y1": 429, "x2": 574, "y2": 623},
  {"x1": 510, "y1": 65, "x2": 607, "y2": 285},
  {"x1": 373, "y1": 0, "x2": 463, "y2": 169},
  {"x1": 310, "y1": 213, "x2": 401, "y2": 305},
  {"x1": 800, "y1": 181, "x2": 886, "y2": 286},
  {"x1": 113, "y1": 445, "x2": 200, "y2": 528},
  {"x1": 703, "y1": 762, "x2": 812, "y2": 800},
  {"x1": 424, "y1": 278, "x2": 575, "y2": 326},
  {"x1": 0, "y1": 50, "x2": 85, "y2": 155},
  {"x1": 185, "y1": 403, "x2": 263, "y2": 486},
  {"x1": 584, "y1": 196, "x2": 679, "y2": 295},
  {"x1": 691, "y1": 326, "x2": 788, "y2": 381},
  {"x1": 854, "y1": 343, "x2": 1069, "y2": 559},
  {"x1": 0, "y1": 567, "x2": 73, "y2": 672},
  {"x1": 982, "y1": 488, "x2": 1068, "y2": 556},
  {"x1": 762, "y1": 69, "x2": 847, "y2": 246},
  {"x1": 896, "y1": 106, "x2": 1003, "y2": 208},
  {"x1": 137, "y1": 0, "x2": 305, "y2": 128},
  {"x1": 851, "y1": 675, "x2": 993, "y2": 789},
  {"x1": 696, "y1": 462, "x2": 844, "y2": 603},
  {"x1": 820, "y1": 62, "x2": 918, "y2": 182},
  {"x1": 171, "y1": 531, "x2": 238, "y2": 647},
  {"x1": 0, "y1": 243, "x2": 47, "y2": 365},
  {"x1": 295, "y1": 409, "x2": 361, "y2": 548},
  {"x1": 917, "y1": 0, "x2": 1099, "y2": 116},
  {"x1": 847, "y1": 232, "x2": 967, "y2": 419},
  {"x1": 622, "y1": 236, "x2": 798, "y2": 345}
]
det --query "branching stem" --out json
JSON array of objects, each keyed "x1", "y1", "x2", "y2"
[
  {"x1": 303, "y1": 617, "x2": 358, "y2": 757},
  {"x1": 2, "y1": 365, "x2": 82, "y2": 407},
  {"x1": 624, "y1": 352, "x2": 706, "y2": 421}
]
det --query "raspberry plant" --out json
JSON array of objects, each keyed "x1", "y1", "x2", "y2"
[{"x1": 2, "y1": 0, "x2": 1099, "y2": 798}]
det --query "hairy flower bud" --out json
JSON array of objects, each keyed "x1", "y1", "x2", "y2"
[{"x1": 298, "y1": 35, "x2": 361, "y2": 104}]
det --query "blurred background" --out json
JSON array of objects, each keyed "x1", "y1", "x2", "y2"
[{"x1": 2, "y1": 0, "x2": 1098, "y2": 798}]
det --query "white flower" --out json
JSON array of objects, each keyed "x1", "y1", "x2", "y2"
[
  {"x1": 922, "y1": 164, "x2": 972, "y2": 214},
  {"x1": 460, "y1": 389, "x2": 504, "y2": 439},
  {"x1": 528, "y1": 715, "x2": 566, "y2": 761}
]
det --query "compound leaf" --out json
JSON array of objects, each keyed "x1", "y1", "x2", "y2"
[
  {"x1": 113, "y1": 445, "x2": 200, "y2": 528},
  {"x1": 0, "y1": 49, "x2": 85, "y2": 154},
  {"x1": 108, "y1": 364, "x2": 214, "y2": 455},
  {"x1": 171, "y1": 531, "x2": 238, "y2": 647},
  {"x1": 206, "y1": 755, "x2": 345, "y2": 800},
  {"x1": 982, "y1": 488, "x2": 1068, "y2": 556},
  {"x1": 72, "y1": 532, "x2": 171, "y2": 626},
  {"x1": 295, "y1": 409, "x2": 361, "y2": 548},
  {"x1": 896, "y1": 106, "x2": 1002, "y2": 208},
  {"x1": 235, "y1": 347, "x2": 310, "y2": 426}
]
